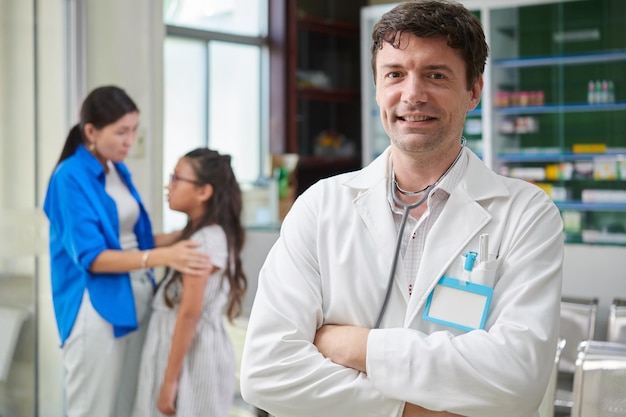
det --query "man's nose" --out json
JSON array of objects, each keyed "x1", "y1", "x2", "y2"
[{"x1": 403, "y1": 76, "x2": 428, "y2": 105}]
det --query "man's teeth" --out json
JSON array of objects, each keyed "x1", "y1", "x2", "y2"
[{"x1": 404, "y1": 115, "x2": 430, "y2": 121}]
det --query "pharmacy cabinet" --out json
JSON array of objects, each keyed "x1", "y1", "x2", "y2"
[
  {"x1": 361, "y1": 0, "x2": 626, "y2": 246},
  {"x1": 491, "y1": 0, "x2": 626, "y2": 245},
  {"x1": 283, "y1": 0, "x2": 365, "y2": 196}
]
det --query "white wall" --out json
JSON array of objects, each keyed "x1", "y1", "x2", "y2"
[
  {"x1": 36, "y1": 0, "x2": 67, "y2": 413},
  {"x1": 0, "y1": 1, "x2": 65, "y2": 416},
  {"x1": 84, "y1": 0, "x2": 165, "y2": 230},
  {"x1": 241, "y1": 229, "x2": 280, "y2": 316},
  {"x1": 563, "y1": 245, "x2": 626, "y2": 341}
]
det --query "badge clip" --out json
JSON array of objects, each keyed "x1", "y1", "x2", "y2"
[{"x1": 460, "y1": 251, "x2": 477, "y2": 285}]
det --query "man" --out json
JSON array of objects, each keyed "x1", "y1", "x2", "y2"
[{"x1": 240, "y1": 1, "x2": 563, "y2": 416}]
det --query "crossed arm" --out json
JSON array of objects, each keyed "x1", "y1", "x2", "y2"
[{"x1": 314, "y1": 325, "x2": 463, "y2": 417}]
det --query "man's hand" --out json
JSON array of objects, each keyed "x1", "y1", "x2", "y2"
[
  {"x1": 313, "y1": 324, "x2": 369, "y2": 372},
  {"x1": 403, "y1": 403, "x2": 464, "y2": 417}
]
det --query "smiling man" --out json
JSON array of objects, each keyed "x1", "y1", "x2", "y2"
[{"x1": 240, "y1": 2, "x2": 564, "y2": 417}]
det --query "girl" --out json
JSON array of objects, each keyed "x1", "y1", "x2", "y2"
[{"x1": 133, "y1": 148, "x2": 247, "y2": 417}]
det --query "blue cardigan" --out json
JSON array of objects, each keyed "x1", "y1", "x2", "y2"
[{"x1": 43, "y1": 144, "x2": 155, "y2": 345}]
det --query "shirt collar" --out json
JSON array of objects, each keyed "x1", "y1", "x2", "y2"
[{"x1": 387, "y1": 146, "x2": 469, "y2": 209}]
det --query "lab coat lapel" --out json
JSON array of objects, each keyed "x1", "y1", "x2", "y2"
[
  {"x1": 349, "y1": 149, "x2": 410, "y2": 305},
  {"x1": 354, "y1": 185, "x2": 398, "y2": 267},
  {"x1": 404, "y1": 183, "x2": 491, "y2": 326},
  {"x1": 347, "y1": 162, "x2": 396, "y2": 267}
]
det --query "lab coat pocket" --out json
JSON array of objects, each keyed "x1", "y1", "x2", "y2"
[{"x1": 470, "y1": 258, "x2": 501, "y2": 288}]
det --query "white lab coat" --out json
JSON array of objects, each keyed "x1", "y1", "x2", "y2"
[{"x1": 240, "y1": 148, "x2": 563, "y2": 417}]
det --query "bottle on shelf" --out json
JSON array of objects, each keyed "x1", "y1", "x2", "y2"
[
  {"x1": 601, "y1": 80, "x2": 609, "y2": 103},
  {"x1": 587, "y1": 80, "x2": 616, "y2": 104},
  {"x1": 587, "y1": 80, "x2": 595, "y2": 104},
  {"x1": 594, "y1": 80, "x2": 602, "y2": 103}
]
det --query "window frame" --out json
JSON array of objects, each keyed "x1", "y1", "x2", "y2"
[{"x1": 162, "y1": 23, "x2": 271, "y2": 231}]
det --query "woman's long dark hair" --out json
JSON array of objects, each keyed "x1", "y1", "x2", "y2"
[
  {"x1": 54, "y1": 85, "x2": 139, "y2": 167},
  {"x1": 163, "y1": 148, "x2": 247, "y2": 322}
]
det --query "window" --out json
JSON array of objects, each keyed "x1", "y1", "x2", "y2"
[
  {"x1": 163, "y1": 0, "x2": 269, "y2": 230},
  {"x1": 164, "y1": 0, "x2": 265, "y2": 36}
]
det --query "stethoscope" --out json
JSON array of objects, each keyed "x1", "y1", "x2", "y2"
[{"x1": 374, "y1": 140, "x2": 466, "y2": 328}]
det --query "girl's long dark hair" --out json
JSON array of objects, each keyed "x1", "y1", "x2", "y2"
[
  {"x1": 163, "y1": 148, "x2": 247, "y2": 322},
  {"x1": 54, "y1": 85, "x2": 138, "y2": 167}
]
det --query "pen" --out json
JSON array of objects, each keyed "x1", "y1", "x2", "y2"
[{"x1": 479, "y1": 233, "x2": 489, "y2": 264}]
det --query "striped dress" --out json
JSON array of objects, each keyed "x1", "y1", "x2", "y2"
[{"x1": 133, "y1": 225, "x2": 235, "y2": 417}]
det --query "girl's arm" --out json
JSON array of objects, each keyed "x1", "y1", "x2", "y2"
[
  {"x1": 89, "y1": 240, "x2": 211, "y2": 276},
  {"x1": 157, "y1": 266, "x2": 216, "y2": 415}
]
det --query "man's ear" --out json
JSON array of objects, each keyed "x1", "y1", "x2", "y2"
[{"x1": 467, "y1": 75, "x2": 484, "y2": 111}]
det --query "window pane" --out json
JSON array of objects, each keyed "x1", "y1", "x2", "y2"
[
  {"x1": 163, "y1": 36, "x2": 207, "y2": 230},
  {"x1": 164, "y1": 0, "x2": 267, "y2": 37},
  {"x1": 208, "y1": 41, "x2": 261, "y2": 183}
]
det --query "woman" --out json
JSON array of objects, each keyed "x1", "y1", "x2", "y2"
[{"x1": 43, "y1": 85, "x2": 211, "y2": 417}]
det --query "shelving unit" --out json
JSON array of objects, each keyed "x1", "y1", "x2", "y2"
[
  {"x1": 285, "y1": 0, "x2": 364, "y2": 196},
  {"x1": 490, "y1": 0, "x2": 626, "y2": 246},
  {"x1": 496, "y1": 102, "x2": 626, "y2": 115}
]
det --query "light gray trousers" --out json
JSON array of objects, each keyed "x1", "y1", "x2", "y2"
[{"x1": 62, "y1": 270, "x2": 153, "y2": 417}]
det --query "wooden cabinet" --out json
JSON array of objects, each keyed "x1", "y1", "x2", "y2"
[{"x1": 271, "y1": 0, "x2": 364, "y2": 195}]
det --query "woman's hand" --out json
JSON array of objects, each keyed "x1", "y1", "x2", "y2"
[
  {"x1": 157, "y1": 379, "x2": 178, "y2": 416},
  {"x1": 164, "y1": 240, "x2": 213, "y2": 276}
]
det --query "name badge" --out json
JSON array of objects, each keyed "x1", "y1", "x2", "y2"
[{"x1": 423, "y1": 276, "x2": 493, "y2": 331}]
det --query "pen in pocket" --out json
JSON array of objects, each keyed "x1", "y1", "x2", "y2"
[{"x1": 479, "y1": 233, "x2": 489, "y2": 264}]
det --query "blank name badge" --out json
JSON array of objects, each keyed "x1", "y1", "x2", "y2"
[{"x1": 423, "y1": 276, "x2": 493, "y2": 332}]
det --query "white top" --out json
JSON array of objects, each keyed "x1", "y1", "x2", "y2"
[{"x1": 105, "y1": 161, "x2": 140, "y2": 251}]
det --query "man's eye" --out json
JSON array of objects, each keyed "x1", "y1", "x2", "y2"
[
  {"x1": 429, "y1": 73, "x2": 445, "y2": 80},
  {"x1": 387, "y1": 72, "x2": 402, "y2": 79}
]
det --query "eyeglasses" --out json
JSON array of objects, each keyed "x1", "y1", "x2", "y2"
[{"x1": 169, "y1": 173, "x2": 199, "y2": 186}]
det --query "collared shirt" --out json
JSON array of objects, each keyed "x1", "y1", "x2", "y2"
[
  {"x1": 387, "y1": 147, "x2": 469, "y2": 296},
  {"x1": 43, "y1": 144, "x2": 155, "y2": 344}
]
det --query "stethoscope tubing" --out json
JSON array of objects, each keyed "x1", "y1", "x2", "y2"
[
  {"x1": 374, "y1": 165, "x2": 431, "y2": 328},
  {"x1": 374, "y1": 144, "x2": 465, "y2": 328}
]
